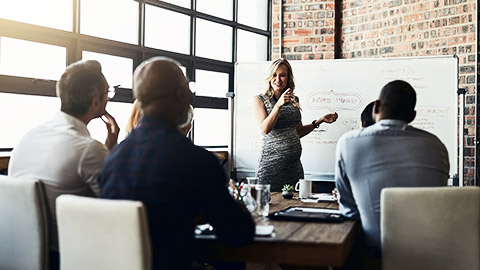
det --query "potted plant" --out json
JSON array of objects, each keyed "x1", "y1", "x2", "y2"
[{"x1": 282, "y1": 184, "x2": 294, "y2": 199}]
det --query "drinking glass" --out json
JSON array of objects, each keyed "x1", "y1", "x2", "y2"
[
  {"x1": 246, "y1": 177, "x2": 259, "y2": 198},
  {"x1": 241, "y1": 184, "x2": 257, "y2": 212},
  {"x1": 256, "y1": 184, "x2": 270, "y2": 217}
]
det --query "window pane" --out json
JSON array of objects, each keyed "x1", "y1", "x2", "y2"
[
  {"x1": 161, "y1": 0, "x2": 190, "y2": 8},
  {"x1": 195, "y1": 70, "x2": 229, "y2": 97},
  {"x1": 0, "y1": 37, "x2": 66, "y2": 80},
  {"x1": 238, "y1": 0, "x2": 268, "y2": 30},
  {"x1": 145, "y1": 5, "x2": 190, "y2": 54},
  {"x1": 196, "y1": 19, "x2": 232, "y2": 62},
  {"x1": 0, "y1": 95, "x2": 133, "y2": 149},
  {"x1": 0, "y1": 93, "x2": 59, "y2": 149},
  {"x1": 237, "y1": 30, "x2": 268, "y2": 61},
  {"x1": 193, "y1": 108, "x2": 229, "y2": 146},
  {"x1": 88, "y1": 101, "x2": 135, "y2": 144},
  {"x1": 180, "y1": 66, "x2": 187, "y2": 76},
  {"x1": 82, "y1": 51, "x2": 133, "y2": 88},
  {"x1": 0, "y1": 0, "x2": 72, "y2": 31},
  {"x1": 197, "y1": 0, "x2": 232, "y2": 20},
  {"x1": 80, "y1": 0, "x2": 138, "y2": 44}
]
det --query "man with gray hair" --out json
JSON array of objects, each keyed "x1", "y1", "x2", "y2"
[
  {"x1": 98, "y1": 57, "x2": 255, "y2": 270},
  {"x1": 9, "y1": 60, "x2": 119, "y2": 269}
]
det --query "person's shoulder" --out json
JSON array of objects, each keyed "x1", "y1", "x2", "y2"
[
  {"x1": 255, "y1": 94, "x2": 267, "y2": 103},
  {"x1": 406, "y1": 125, "x2": 447, "y2": 146},
  {"x1": 80, "y1": 140, "x2": 109, "y2": 164},
  {"x1": 189, "y1": 144, "x2": 219, "y2": 162},
  {"x1": 338, "y1": 128, "x2": 363, "y2": 141}
]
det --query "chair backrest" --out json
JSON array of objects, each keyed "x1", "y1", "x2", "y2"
[
  {"x1": 56, "y1": 195, "x2": 152, "y2": 270},
  {"x1": 381, "y1": 187, "x2": 480, "y2": 270},
  {"x1": 0, "y1": 175, "x2": 49, "y2": 270}
]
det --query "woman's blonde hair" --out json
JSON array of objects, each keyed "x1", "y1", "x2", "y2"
[
  {"x1": 125, "y1": 99, "x2": 142, "y2": 135},
  {"x1": 263, "y1": 58, "x2": 300, "y2": 110}
]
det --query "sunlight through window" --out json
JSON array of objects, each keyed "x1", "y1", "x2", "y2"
[
  {"x1": 193, "y1": 108, "x2": 229, "y2": 147},
  {"x1": 145, "y1": 5, "x2": 190, "y2": 54},
  {"x1": 196, "y1": 19, "x2": 232, "y2": 62},
  {"x1": 0, "y1": 37, "x2": 66, "y2": 80},
  {"x1": 0, "y1": 0, "x2": 72, "y2": 31},
  {"x1": 80, "y1": 0, "x2": 138, "y2": 44},
  {"x1": 82, "y1": 51, "x2": 133, "y2": 89}
]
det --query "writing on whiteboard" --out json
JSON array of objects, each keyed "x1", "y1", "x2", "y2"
[
  {"x1": 378, "y1": 66, "x2": 414, "y2": 76},
  {"x1": 341, "y1": 118, "x2": 362, "y2": 130},
  {"x1": 305, "y1": 90, "x2": 363, "y2": 112},
  {"x1": 416, "y1": 106, "x2": 450, "y2": 117}
]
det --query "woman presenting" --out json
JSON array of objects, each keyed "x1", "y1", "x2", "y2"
[{"x1": 252, "y1": 58, "x2": 338, "y2": 191}]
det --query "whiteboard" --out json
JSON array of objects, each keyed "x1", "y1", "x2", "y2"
[{"x1": 233, "y1": 56, "x2": 458, "y2": 179}]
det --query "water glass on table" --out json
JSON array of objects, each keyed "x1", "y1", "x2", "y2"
[
  {"x1": 246, "y1": 177, "x2": 259, "y2": 198},
  {"x1": 255, "y1": 184, "x2": 270, "y2": 217}
]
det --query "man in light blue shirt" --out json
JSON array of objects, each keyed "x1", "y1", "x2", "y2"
[{"x1": 335, "y1": 80, "x2": 449, "y2": 254}]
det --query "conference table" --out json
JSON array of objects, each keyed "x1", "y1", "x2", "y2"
[{"x1": 194, "y1": 192, "x2": 358, "y2": 268}]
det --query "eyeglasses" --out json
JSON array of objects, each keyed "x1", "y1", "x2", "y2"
[{"x1": 107, "y1": 85, "x2": 119, "y2": 100}]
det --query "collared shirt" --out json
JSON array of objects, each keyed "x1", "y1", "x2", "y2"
[
  {"x1": 335, "y1": 119, "x2": 449, "y2": 249},
  {"x1": 9, "y1": 111, "x2": 107, "y2": 251},
  {"x1": 98, "y1": 116, "x2": 255, "y2": 270}
]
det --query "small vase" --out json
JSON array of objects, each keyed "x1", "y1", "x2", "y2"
[{"x1": 282, "y1": 191, "x2": 293, "y2": 199}]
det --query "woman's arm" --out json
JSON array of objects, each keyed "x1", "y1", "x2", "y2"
[
  {"x1": 296, "y1": 112, "x2": 338, "y2": 138},
  {"x1": 252, "y1": 89, "x2": 292, "y2": 134}
]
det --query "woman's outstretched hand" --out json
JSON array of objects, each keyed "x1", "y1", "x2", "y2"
[{"x1": 321, "y1": 112, "x2": 338, "y2": 124}]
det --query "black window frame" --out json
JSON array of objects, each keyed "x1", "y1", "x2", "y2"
[{"x1": 0, "y1": 0, "x2": 271, "y2": 148}]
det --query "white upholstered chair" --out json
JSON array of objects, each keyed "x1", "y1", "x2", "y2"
[
  {"x1": 56, "y1": 195, "x2": 152, "y2": 270},
  {"x1": 381, "y1": 187, "x2": 480, "y2": 270},
  {"x1": 0, "y1": 175, "x2": 49, "y2": 270}
]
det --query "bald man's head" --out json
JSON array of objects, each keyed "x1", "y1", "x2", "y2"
[
  {"x1": 374, "y1": 80, "x2": 417, "y2": 123},
  {"x1": 133, "y1": 57, "x2": 191, "y2": 125}
]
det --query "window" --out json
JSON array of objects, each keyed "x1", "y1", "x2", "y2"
[
  {"x1": 193, "y1": 108, "x2": 229, "y2": 146},
  {"x1": 0, "y1": 37, "x2": 66, "y2": 80},
  {"x1": 196, "y1": 19, "x2": 232, "y2": 62},
  {"x1": 0, "y1": 93, "x2": 59, "y2": 148},
  {"x1": 0, "y1": 0, "x2": 270, "y2": 149},
  {"x1": 237, "y1": 30, "x2": 268, "y2": 61},
  {"x1": 0, "y1": 0, "x2": 72, "y2": 31},
  {"x1": 82, "y1": 51, "x2": 134, "y2": 89},
  {"x1": 195, "y1": 70, "x2": 229, "y2": 97},
  {"x1": 160, "y1": 0, "x2": 190, "y2": 8},
  {"x1": 197, "y1": 0, "x2": 233, "y2": 20},
  {"x1": 80, "y1": 0, "x2": 139, "y2": 44},
  {"x1": 145, "y1": 5, "x2": 190, "y2": 54},
  {"x1": 238, "y1": 0, "x2": 269, "y2": 30}
]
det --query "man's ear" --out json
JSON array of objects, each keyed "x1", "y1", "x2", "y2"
[
  {"x1": 373, "y1": 100, "x2": 381, "y2": 114},
  {"x1": 91, "y1": 95, "x2": 101, "y2": 109},
  {"x1": 406, "y1": 110, "x2": 416, "y2": 123}
]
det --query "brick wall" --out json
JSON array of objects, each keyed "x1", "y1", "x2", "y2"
[
  {"x1": 272, "y1": 0, "x2": 337, "y2": 60},
  {"x1": 272, "y1": 0, "x2": 477, "y2": 185}
]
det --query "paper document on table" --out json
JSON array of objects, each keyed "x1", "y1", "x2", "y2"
[{"x1": 301, "y1": 193, "x2": 336, "y2": 203}]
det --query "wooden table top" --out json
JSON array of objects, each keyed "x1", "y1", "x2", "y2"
[
  {"x1": 0, "y1": 154, "x2": 9, "y2": 170},
  {"x1": 194, "y1": 192, "x2": 358, "y2": 267}
]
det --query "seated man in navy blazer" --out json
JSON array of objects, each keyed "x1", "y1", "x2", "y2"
[{"x1": 98, "y1": 57, "x2": 255, "y2": 270}]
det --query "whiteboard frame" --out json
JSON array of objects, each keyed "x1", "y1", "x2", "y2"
[{"x1": 231, "y1": 55, "x2": 461, "y2": 182}]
